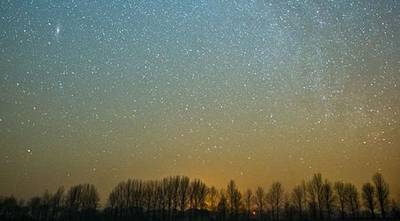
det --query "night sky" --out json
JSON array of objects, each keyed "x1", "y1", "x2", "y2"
[{"x1": 0, "y1": 1, "x2": 399, "y2": 201}]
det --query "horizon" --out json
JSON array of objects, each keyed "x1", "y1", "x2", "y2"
[{"x1": 2, "y1": 171, "x2": 399, "y2": 207}]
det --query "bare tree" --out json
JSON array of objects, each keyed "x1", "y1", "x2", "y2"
[
  {"x1": 362, "y1": 182, "x2": 376, "y2": 219},
  {"x1": 65, "y1": 183, "x2": 99, "y2": 220},
  {"x1": 178, "y1": 176, "x2": 190, "y2": 212},
  {"x1": 189, "y1": 179, "x2": 208, "y2": 210},
  {"x1": 144, "y1": 180, "x2": 158, "y2": 211},
  {"x1": 226, "y1": 180, "x2": 241, "y2": 217},
  {"x1": 307, "y1": 173, "x2": 324, "y2": 219},
  {"x1": 334, "y1": 181, "x2": 346, "y2": 219},
  {"x1": 255, "y1": 186, "x2": 265, "y2": 219},
  {"x1": 217, "y1": 190, "x2": 228, "y2": 221},
  {"x1": 50, "y1": 186, "x2": 64, "y2": 220},
  {"x1": 307, "y1": 179, "x2": 317, "y2": 219},
  {"x1": 164, "y1": 177, "x2": 175, "y2": 215},
  {"x1": 107, "y1": 179, "x2": 134, "y2": 217},
  {"x1": 322, "y1": 179, "x2": 335, "y2": 219},
  {"x1": 41, "y1": 190, "x2": 51, "y2": 221},
  {"x1": 373, "y1": 173, "x2": 389, "y2": 218},
  {"x1": 283, "y1": 194, "x2": 295, "y2": 221},
  {"x1": 171, "y1": 176, "x2": 181, "y2": 212},
  {"x1": 292, "y1": 182, "x2": 306, "y2": 219},
  {"x1": 267, "y1": 182, "x2": 284, "y2": 220},
  {"x1": 207, "y1": 186, "x2": 218, "y2": 212},
  {"x1": 65, "y1": 185, "x2": 81, "y2": 216},
  {"x1": 244, "y1": 189, "x2": 253, "y2": 218},
  {"x1": 156, "y1": 180, "x2": 167, "y2": 212},
  {"x1": 82, "y1": 184, "x2": 100, "y2": 211},
  {"x1": 344, "y1": 183, "x2": 359, "y2": 219},
  {"x1": 3, "y1": 173, "x2": 396, "y2": 221}
]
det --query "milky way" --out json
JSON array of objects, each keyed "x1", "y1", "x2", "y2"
[{"x1": 0, "y1": 1, "x2": 399, "y2": 200}]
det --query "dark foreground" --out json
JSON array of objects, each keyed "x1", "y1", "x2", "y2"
[{"x1": 1, "y1": 173, "x2": 399, "y2": 221}]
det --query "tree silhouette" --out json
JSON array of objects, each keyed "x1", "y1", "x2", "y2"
[
  {"x1": 27, "y1": 196, "x2": 42, "y2": 220},
  {"x1": 306, "y1": 179, "x2": 317, "y2": 219},
  {"x1": 344, "y1": 183, "x2": 360, "y2": 219},
  {"x1": 178, "y1": 176, "x2": 190, "y2": 212},
  {"x1": 283, "y1": 194, "x2": 295, "y2": 221},
  {"x1": 163, "y1": 177, "x2": 173, "y2": 217},
  {"x1": 372, "y1": 172, "x2": 390, "y2": 218},
  {"x1": 188, "y1": 178, "x2": 208, "y2": 210},
  {"x1": 0, "y1": 172, "x2": 397, "y2": 221},
  {"x1": 171, "y1": 176, "x2": 180, "y2": 212},
  {"x1": 291, "y1": 182, "x2": 306, "y2": 219},
  {"x1": 244, "y1": 189, "x2": 253, "y2": 219},
  {"x1": 267, "y1": 182, "x2": 284, "y2": 220},
  {"x1": 307, "y1": 173, "x2": 324, "y2": 220},
  {"x1": 226, "y1": 180, "x2": 241, "y2": 219},
  {"x1": 321, "y1": 179, "x2": 335, "y2": 220},
  {"x1": 362, "y1": 182, "x2": 376, "y2": 219},
  {"x1": 217, "y1": 190, "x2": 228, "y2": 221},
  {"x1": 40, "y1": 190, "x2": 51, "y2": 221},
  {"x1": 207, "y1": 186, "x2": 218, "y2": 212},
  {"x1": 255, "y1": 186, "x2": 265, "y2": 220},
  {"x1": 65, "y1": 183, "x2": 99, "y2": 220},
  {"x1": 334, "y1": 181, "x2": 346, "y2": 219},
  {"x1": 50, "y1": 187, "x2": 64, "y2": 220}
]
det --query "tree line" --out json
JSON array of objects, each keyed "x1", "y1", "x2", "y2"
[{"x1": 0, "y1": 172, "x2": 399, "y2": 221}]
